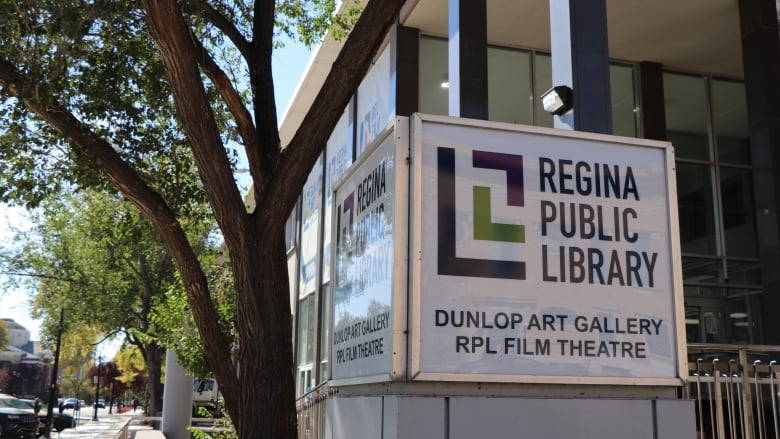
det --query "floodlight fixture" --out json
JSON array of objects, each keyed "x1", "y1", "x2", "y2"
[{"x1": 541, "y1": 85, "x2": 573, "y2": 115}]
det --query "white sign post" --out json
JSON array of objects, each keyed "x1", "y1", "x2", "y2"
[{"x1": 410, "y1": 114, "x2": 685, "y2": 385}]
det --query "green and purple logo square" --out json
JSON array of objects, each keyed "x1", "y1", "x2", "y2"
[{"x1": 437, "y1": 147, "x2": 526, "y2": 280}]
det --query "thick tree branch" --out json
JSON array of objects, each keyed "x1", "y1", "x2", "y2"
[
  {"x1": 0, "y1": 56, "x2": 239, "y2": 412},
  {"x1": 188, "y1": 33, "x2": 263, "y2": 189},
  {"x1": 195, "y1": 0, "x2": 252, "y2": 60},
  {"x1": 249, "y1": 0, "x2": 280, "y2": 202},
  {"x1": 140, "y1": 0, "x2": 249, "y2": 253},
  {"x1": 139, "y1": 0, "x2": 253, "y2": 420}
]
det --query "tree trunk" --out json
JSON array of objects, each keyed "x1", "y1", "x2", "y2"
[
  {"x1": 233, "y1": 231, "x2": 296, "y2": 438},
  {"x1": 144, "y1": 344, "x2": 165, "y2": 416}
]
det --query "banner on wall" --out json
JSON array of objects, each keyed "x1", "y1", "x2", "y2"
[
  {"x1": 331, "y1": 131, "x2": 399, "y2": 381},
  {"x1": 410, "y1": 114, "x2": 685, "y2": 384},
  {"x1": 323, "y1": 105, "x2": 354, "y2": 284},
  {"x1": 357, "y1": 46, "x2": 395, "y2": 157},
  {"x1": 300, "y1": 156, "x2": 323, "y2": 296}
]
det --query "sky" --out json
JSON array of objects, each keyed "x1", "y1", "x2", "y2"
[
  {"x1": 0, "y1": 205, "x2": 39, "y2": 339},
  {"x1": 0, "y1": 33, "x2": 313, "y2": 353}
]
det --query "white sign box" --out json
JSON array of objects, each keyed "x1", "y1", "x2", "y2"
[
  {"x1": 331, "y1": 126, "x2": 408, "y2": 383},
  {"x1": 410, "y1": 114, "x2": 685, "y2": 384}
]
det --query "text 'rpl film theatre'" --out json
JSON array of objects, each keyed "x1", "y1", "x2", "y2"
[{"x1": 281, "y1": 1, "x2": 780, "y2": 438}]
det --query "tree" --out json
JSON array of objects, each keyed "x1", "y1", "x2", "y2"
[
  {"x1": 114, "y1": 345, "x2": 147, "y2": 404},
  {"x1": 0, "y1": 320, "x2": 7, "y2": 350},
  {"x1": 52, "y1": 328, "x2": 101, "y2": 401},
  {"x1": 0, "y1": 320, "x2": 8, "y2": 392},
  {"x1": 88, "y1": 361, "x2": 124, "y2": 403},
  {"x1": 0, "y1": 1, "x2": 406, "y2": 437},
  {"x1": 3, "y1": 190, "x2": 216, "y2": 416}
]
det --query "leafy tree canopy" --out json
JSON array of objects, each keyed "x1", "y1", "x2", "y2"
[
  {"x1": 54, "y1": 327, "x2": 102, "y2": 400},
  {"x1": 114, "y1": 345, "x2": 146, "y2": 391},
  {"x1": 0, "y1": 0, "x2": 350, "y2": 210},
  {"x1": 1, "y1": 187, "x2": 223, "y2": 415},
  {"x1": 4, "y1": 190, "x2": 215, "y2": 340}
]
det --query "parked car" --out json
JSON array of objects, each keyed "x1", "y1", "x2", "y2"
[
  {"x1": 0, "y1": 394, "x2": 38, "y2": 438},
  {"x1": 62, "y1": 398, "x2": 78, "y2": 409},
  {"x1": 95, "y1": 399, "x2": 105, "y2": 409},
  {"x1": 19, "y1": 399, "x2": 75, "y2": 435}
]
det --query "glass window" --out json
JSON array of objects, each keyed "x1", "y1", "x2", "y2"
[
  {"x1": 676, "y1": 162, "x2": 719, "y2": 254},
  {"x1": 719, "y1": 167, "x2": 758, "y2": 258},
  {"x1": 726, "y1": 259, "x2": 761, "y2": 286},
  {"x1": 664, "y1": 73, "x2": 711, "y2": 160},
  {"x1": 319, "y1": 282, "x2": 331, "y2": 384},
  {"x1": 324, "y1": 104, "x2": 354, "y2": 284},
  {"x1": 356, "y1": 46, "x2": 394, "y2": 156},
  {"x1": 419, "y1": 43, "x2": 637, "y2": 136},
  {"x1": 682, "y1": 257, "x2": 724, "y2": 285},
  {"x1": 297, "y1": 368, "x2": 312, "y2": 397},
  {"x1": 664, "y1": 71, "x2": 763, "y2": 343},
  {"x1": 610, "y1": 64, "x2": 638, "y2": 137},
  {"x1": 288, "y1": 252, "x2": 298, "y2": 314},
  {"x1": 487, "y1": 46, "x2": 532, "y2": 125},
  {"x1": 533, "y1": 53, "x2": 553, "y2": 128},
  {"x1": 712, "y1": 80, "x2": 750, "y2": 165},
  {"x1": 299, "y1": 156, "x2": 323, "y2": 297},
  {"x1": 419, "y1": 37, "x2": 448, "y2": 116},
  {"x1": 285, "y1": 203, "x2": 298, "y2": 252},
  {"x1": 296, "y1": 294, "x2": 317, "y2": 367},
  {"x1": 684, "y1": 306, "x2": 700, "y2": 343}
]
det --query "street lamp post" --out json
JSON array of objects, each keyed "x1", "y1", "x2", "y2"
[
  {"x1": 44, "y1": 309, "x2": 64, "y2": 438},
  {"x1": 92, "y1": 355, "x2": 102, "y2": 422}
]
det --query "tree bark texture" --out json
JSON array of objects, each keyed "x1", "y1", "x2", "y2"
[
  {"x1": 144, "y1": 344, "x2": 165, "y2": 417},
  {"x1": 140, "y1": 1, "x2": 406, "y2": 437}
]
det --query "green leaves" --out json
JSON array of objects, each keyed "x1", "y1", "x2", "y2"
[
  {"x1": 0, "y1": 1, "x2": 391, "y2": 433},
  {"x1": 274, "y1": 0, "x2": 361, "y2": 47},
  {"x1": 0, "y1": 0, "x2": 200, "y2": 210}
]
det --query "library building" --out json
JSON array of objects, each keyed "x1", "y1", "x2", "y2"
[{"x1": 282, "y1": 1, "x2": 780, "y2": 438}]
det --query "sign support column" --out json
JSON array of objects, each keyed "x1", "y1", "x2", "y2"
[
  {"x1": 448, "y1": 0, "x2": 488, "y2": 120},
  {"x1": 549, "y1": 0, "x2": 612, "y2": 133}
]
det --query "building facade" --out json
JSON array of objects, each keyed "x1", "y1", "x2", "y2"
[
  {"x1": 281, "y1": 1, "x2": 780, "y2": 437},
  {"x1": 0, "y1": 319, "x2": 50, "y2": 397}
]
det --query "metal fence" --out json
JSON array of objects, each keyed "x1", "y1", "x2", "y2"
[
  {"x1": 687, "y1": 343, "x2": 780, "y2": 439},
  {"x1": 296, "y1": 385, "x2": 336, "y2": 439},
  {"x1": 295, "y1": 344, "x2": 780, "y2": 439}
]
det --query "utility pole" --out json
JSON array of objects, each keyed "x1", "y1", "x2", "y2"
[
  {"x1": 44, "y1": 309, "x2": 64, "y2": 438},
  {"x1": 108, "y1": 380, "x2": 114, "y2": 414}
]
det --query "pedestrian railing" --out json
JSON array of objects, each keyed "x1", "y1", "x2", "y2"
[
  {"x1": 687, "y1": 343, "x2": 780, "y2": 439},
  {"x1": 296, "y1": 384, "x2": 337, "y2": 439},
  {"x1": 295, "y1": 344, "x2": 780, "y2": 439}
]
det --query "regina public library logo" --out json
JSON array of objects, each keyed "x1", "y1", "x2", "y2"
[{"x1": 437, "y1": 147, "x2": 526, "y2": 280}]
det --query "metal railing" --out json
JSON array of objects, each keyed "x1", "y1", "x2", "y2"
[
  {"x1": 296, "y1": 384, "x2": 337, "y2": 439},
  {"x1": 295, "y1": 344, "x2": 780, "y2": 439},
  {"x1": 687, "y1": 343, "x2": 780, "y2": 439}
]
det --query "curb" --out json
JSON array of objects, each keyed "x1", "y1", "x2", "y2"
[{"x1": 109, "y1": 417, "x2": 132, "y2": 439}]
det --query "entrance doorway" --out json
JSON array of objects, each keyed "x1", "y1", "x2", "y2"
[{"x1": 685, "y1": 294, "x2": 761, "y2": 345}]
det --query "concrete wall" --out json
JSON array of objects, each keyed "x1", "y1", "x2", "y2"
[{"x1": 326, "y1": 395, "x2": 695, "y2": 439}]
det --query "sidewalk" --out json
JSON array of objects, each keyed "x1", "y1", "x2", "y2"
[{"x1": 50, "y1": 407, "x2": 154, "y2": 439}]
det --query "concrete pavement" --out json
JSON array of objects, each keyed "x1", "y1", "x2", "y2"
[{"x1": 47, "y1": 406, "x2": 155, "y2": 439}]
